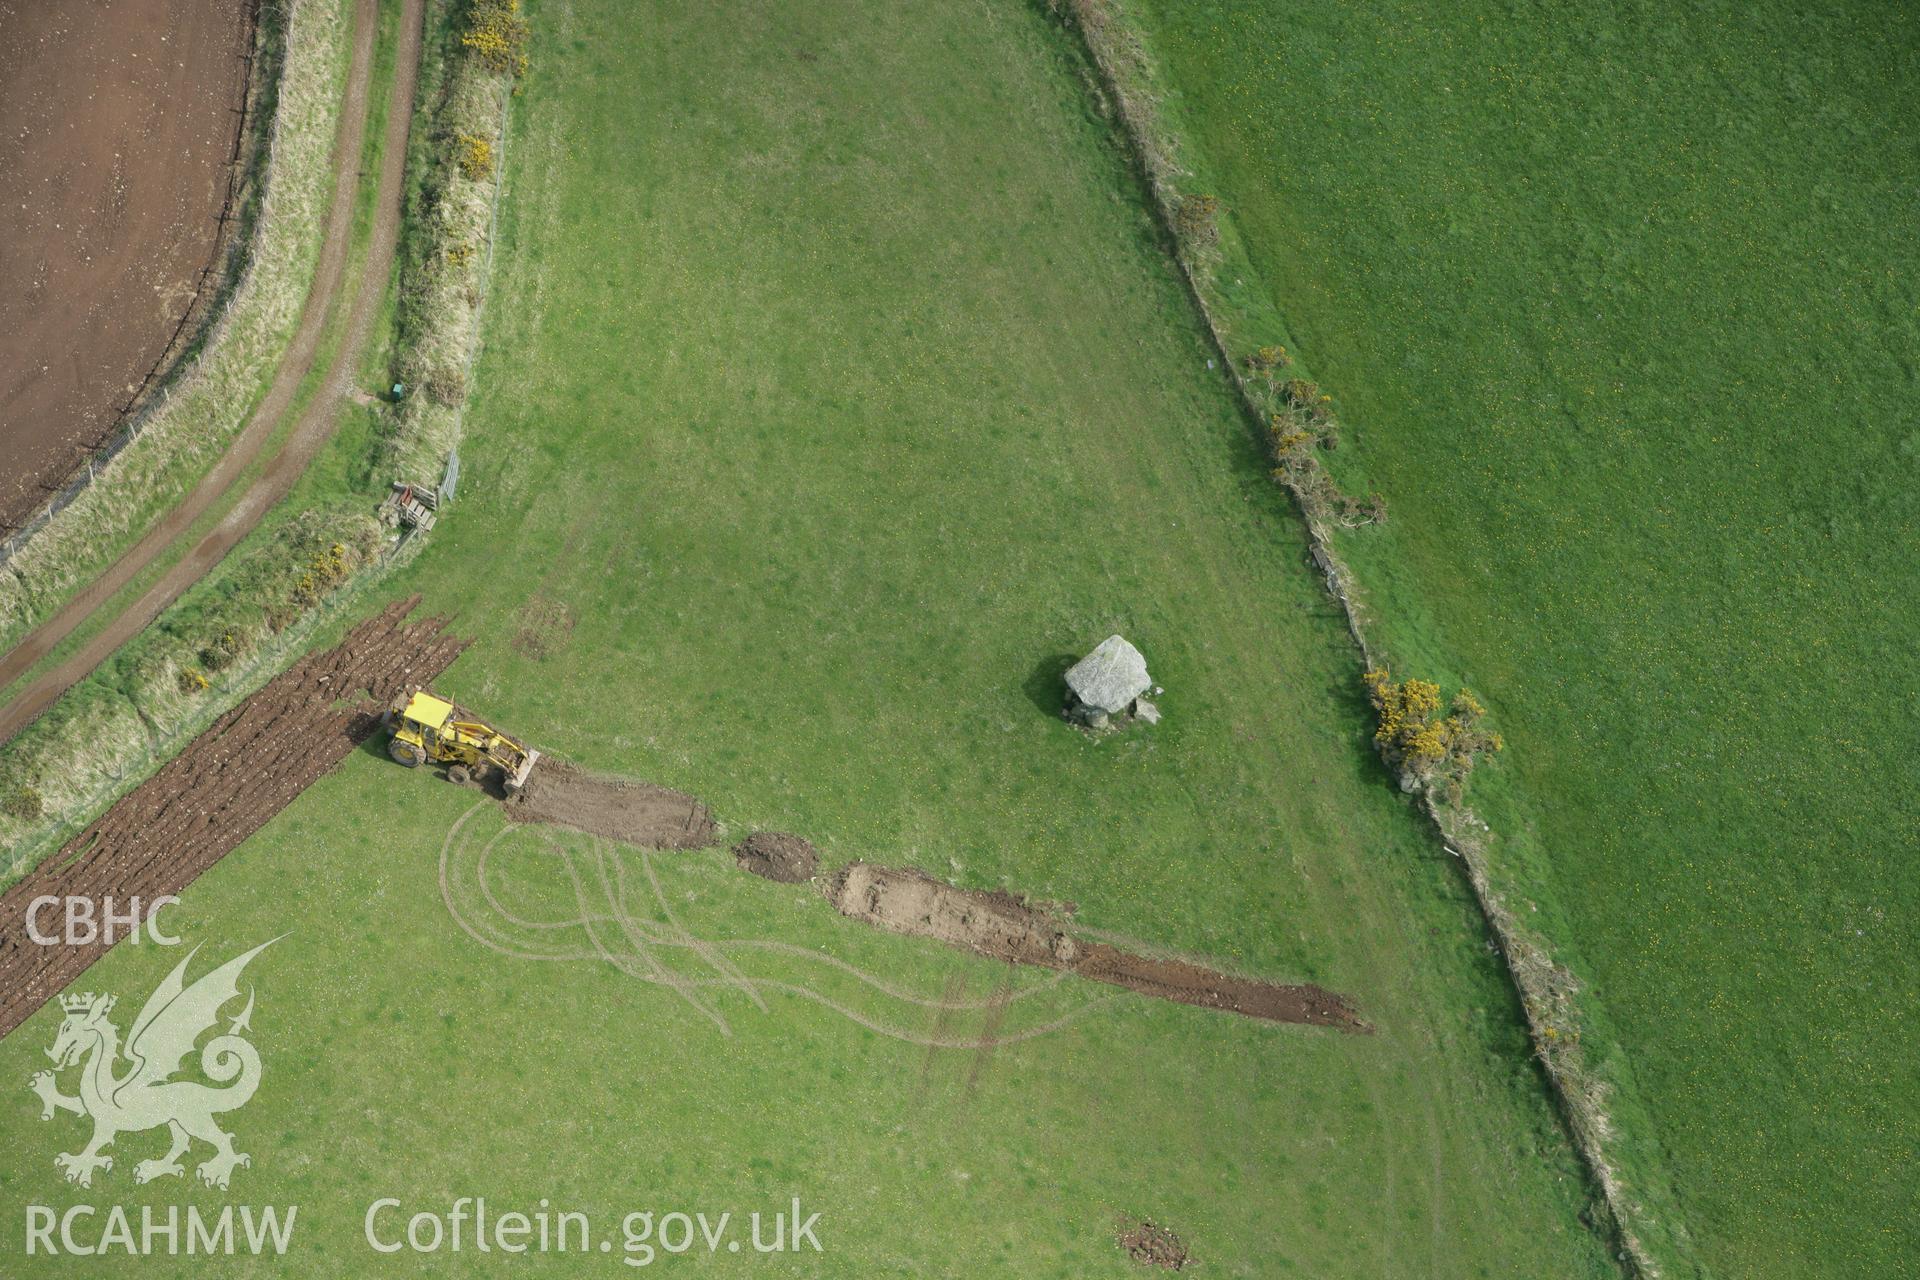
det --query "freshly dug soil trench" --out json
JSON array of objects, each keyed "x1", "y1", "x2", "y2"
[
  {"x1": 0, "y1": 596, "x2": 465, "y2": 1040},
  {"x1": 827, "y1": 862, "x2": 1366, "y2": 1030},
  {"x1": 830, "y1": 862, "x2": 1080, "y2": 965},
  {"x1": 1074, "y1": 943, "x2": 1360, "y2": 1026},
  {"x1": 504, "y1": 760, "x2": 716, "y2": 850},
  {"x1": 733, "y1": 832, "x2": 818, "y2": 883}
]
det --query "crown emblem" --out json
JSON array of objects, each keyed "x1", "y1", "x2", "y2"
[{"x1": 59, "y1": 993, "x2": 108, "y2": 1015}]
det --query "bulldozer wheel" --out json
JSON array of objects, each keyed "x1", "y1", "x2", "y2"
[
  {"x1": 388, "y1": 738, "x2": 425, "y2": 768},
  {"x1": 447, "y1": 765, "x2": 471, "y2": 786}
]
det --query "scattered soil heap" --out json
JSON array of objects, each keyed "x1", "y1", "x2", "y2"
[
  {"x1": 505, "y1": 760, "x2": 715, "y2": 849},
  {"x1": 826, "y1": 862, "x2": 1365, "y2": 1030},
  {"x1": 733, "y1": 832, "x2": 818, "y2": 883},
  {"x1": 0, "y1": 596, "x2": 465, "y2": 1039},
  {"x1": 1117, "y1": 1218, "x2": 1192, "y2": 1271}
]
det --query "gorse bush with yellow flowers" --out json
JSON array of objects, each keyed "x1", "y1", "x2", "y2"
[
  {"x1": 1264, "y1": 398, "x2": 1382, "y2": 527},
  {"x1": 461, "y1": 0, "x2": 529, "y2": 80},
  {"x1": 456, "y1": 132, "x2": 494, "y2": 181},
  {"x1": 1363, "y1": 668, "x2": 1502, "y2": 794}
]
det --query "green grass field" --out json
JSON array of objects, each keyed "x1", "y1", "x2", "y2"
[
  {"x1": 0, "y1": 0, "x2": 1630, "y2": 1274},
  {"x1": 1124, "y1": 0, "x2": 1919, "y2": 1274}
]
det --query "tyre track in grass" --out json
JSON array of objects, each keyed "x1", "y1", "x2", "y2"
[
  {"x1": 443, "y1": 812, "x2": 1349, "y2": 1044},
  {"x1": 0, "y1": 0, "x2": 424, "y2": 747},
  {"x1": 439, "y1": 810, "x2": 1112, "y2": 1049},
  {"x1": 470, "y1": 822, "x2": 1076, "y2": 1010}
]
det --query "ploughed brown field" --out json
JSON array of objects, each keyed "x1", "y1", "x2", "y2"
[{"x1": 0, "y1": 0, "x2": 249, "y2": 530}]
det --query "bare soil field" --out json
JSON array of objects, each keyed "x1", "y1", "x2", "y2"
[
  {"x1": 0, "y1": 0, "x2": 251, "y2": 531},
  {"x1": 0, "y1": 596, "x2": 464, "y2": 1038},
  {"x1": 0, "y1": 0, "x2": 422, "y2": 747}
]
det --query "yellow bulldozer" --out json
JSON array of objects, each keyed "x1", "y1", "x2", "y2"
[{"x1": 384, "y1": 687, "x2": 540, "y2": 795}]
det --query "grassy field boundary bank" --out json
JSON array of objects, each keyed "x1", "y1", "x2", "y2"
[
  {"x1": 0, "y1": 528, "x2": 411, "y2": 886},
  {"x1": 378, "y1": 0, "x2": 517, "y2": 484},
  {"x1": 0, "y1": 1, "x2": 519, "y2": 883},
  {"x1": 0, "y1": 0, "x2": 353, "y2": 654},
  {"x1": 1044, "y1": 1, "x2": 1679, "y2": 1273}
]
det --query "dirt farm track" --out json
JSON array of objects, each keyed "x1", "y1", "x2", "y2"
[{"x1": 0, "y1": 0, "x2": 251, "y2": 531}]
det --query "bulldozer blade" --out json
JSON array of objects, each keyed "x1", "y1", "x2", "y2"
[{"x1": 505, "y1": 748, "x2": 541, "y2": 796}]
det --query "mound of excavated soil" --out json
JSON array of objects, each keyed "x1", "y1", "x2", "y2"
[
  {"x1": 826, "y1": 862, "x2": 1366, "y2": 1030},
  {"x1": 504, "y1": 761, "x2": 716, "y2": 850},
  {"x1": 734, "y1": 832, "x2": 818, "y2": 883},
  {"x1": 1117, "y1": 1218, "x2": 1191, "y2": 1271}
]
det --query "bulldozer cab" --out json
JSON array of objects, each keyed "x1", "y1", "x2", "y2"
[
  {"x1": 396, "y1": 689, "x2": 453, "y2": 737},
  {"x1": 389, "y1": 690, "x2": 454, "y2": 761}
]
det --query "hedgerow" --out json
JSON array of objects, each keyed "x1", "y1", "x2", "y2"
[
  {"x1": 0, "y1": 509, "x2": 381, "y2": 873},
  {"x1": 1048, "y1": 1, "x2": 1675, "y2": 1272},
  {"x1": 381, "y1": 0, "x2": 519, "y2": 482},
  {"x1": 460, "y1": 0, "x2": 529, "y2": 81}
]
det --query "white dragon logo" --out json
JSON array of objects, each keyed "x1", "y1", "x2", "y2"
[{"x1": 28, "y1": 940, "x2": 275, "y2": 1190}]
